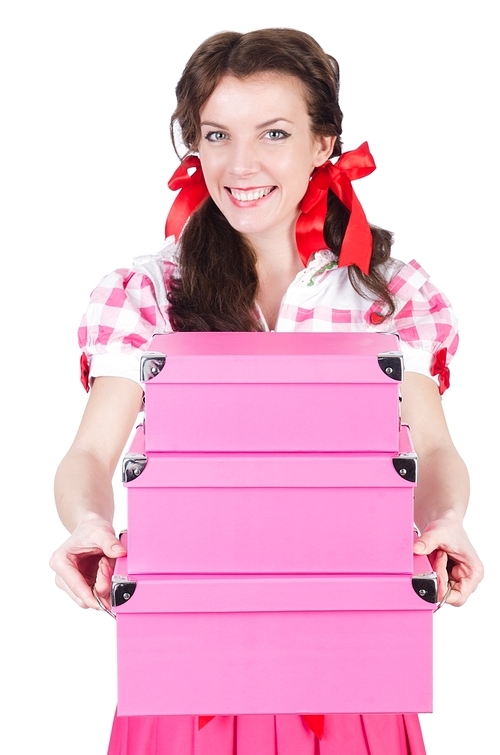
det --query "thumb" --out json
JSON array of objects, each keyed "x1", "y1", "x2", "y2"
[
  {"x1": 413, "y1": 532, "x2": 439, "y2": 555},
  {"x1": 97, "y1": 531, "x2": 127, "y2": 558}
]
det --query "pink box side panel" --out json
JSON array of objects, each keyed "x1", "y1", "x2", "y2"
[
  {"x1": 144, "y1": 383, "x2": 400, "y2": 452},
  {"x1": 116, "y1": 610, "x2": 432, "y2": 716},
  {"x1": 127, "y1": 425, "x2": 414, "y2": 465},
  {"x1": 126, "y1": 486, "x2": 414, "y2": 575}
]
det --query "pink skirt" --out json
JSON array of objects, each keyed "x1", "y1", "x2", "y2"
[{"x1": 107, "y1": 713, "x2": 426, "y2": 755}]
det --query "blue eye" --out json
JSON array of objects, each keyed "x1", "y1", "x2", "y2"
[
  {"x1": 266, "y1": 129, "x2": 290, "y2": 140},
  {"x1": 205, "y1": 131, "x2": 227, "y2": 142}
]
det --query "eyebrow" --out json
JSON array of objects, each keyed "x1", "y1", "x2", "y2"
[{"x1": 200, "y1": 118, "x2": 294, "y2": 129}]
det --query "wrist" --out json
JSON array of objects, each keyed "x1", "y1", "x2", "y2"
[
  {"x1": 417, "y1": 508, "x2": 465, "y2": 532},
  {"x1": 71, "y1": 511, "x2": 115, "y2": 532}
]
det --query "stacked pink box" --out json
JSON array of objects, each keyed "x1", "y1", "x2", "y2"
[{"x1": 112, "y1": 332, "x2": 439, "y2": 717}]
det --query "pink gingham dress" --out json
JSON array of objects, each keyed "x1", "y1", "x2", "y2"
[
  {"x1": 78, "y1": 237, "x2": 458, "y2": 755},
  {"x1": 79, "y1": 237, "x2": 458, "y2": 395}
]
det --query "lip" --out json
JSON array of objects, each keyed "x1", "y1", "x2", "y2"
[{"x1": 225, "y1": 186, "x2": 276, "y2": 207}]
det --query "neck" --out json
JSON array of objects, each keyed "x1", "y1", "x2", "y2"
[
  {"x1": 251, "y1": 232, "x2": 305, "y2": 331},
  {"x1": 256, "y1": 250, "x2": 304, "y2": 286},
  {"x1": 246, "y1": 227, "x2": 304, "y2": 280}
]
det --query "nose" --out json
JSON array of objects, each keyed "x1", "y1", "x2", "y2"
[{"x1": 227, "y1": 138, "x2": 260, "y2": 179}]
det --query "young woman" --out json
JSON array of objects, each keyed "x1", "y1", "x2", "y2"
[{"x1": 50, "y1": 28, "x2": 483, "y2": 755}]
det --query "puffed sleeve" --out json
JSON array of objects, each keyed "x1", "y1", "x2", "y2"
[
  {"x1": 77, "y1": 264, "x2": 172, "y2": 390},
  {"x1": 369, "y1": 259, "x2": 459, "y2": 394}
]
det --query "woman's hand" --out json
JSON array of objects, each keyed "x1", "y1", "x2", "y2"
[
  {"x1": 400, "y1": 372, "x2": 484, "y2": 607},
  {"x1": 50, "y1": 518, "x2": 127, "y2": 611},
  {"x1": 414, "y1": 515, "x2": 484, "y2": 606},
  {"x1": 51, "y1": 377, "x2": 143, "y2": 609}
]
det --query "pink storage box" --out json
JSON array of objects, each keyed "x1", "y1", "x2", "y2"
[
  {"x1": 112, "y1": 543, "x2": 437, "y2": 716},
  {"x1": 123, "y1": 424, "x2": 417, "y2": 576},
  {"x1": 140, "y1": 332, "x2": 403, "y2": 453}
]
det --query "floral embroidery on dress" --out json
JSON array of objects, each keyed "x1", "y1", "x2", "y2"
[
  {"x1": 297, "y1": 251, "x2": 338, "y2": 287},
  {"x1": 307, "y1": 259, "x2": 338, "y2": 286}
]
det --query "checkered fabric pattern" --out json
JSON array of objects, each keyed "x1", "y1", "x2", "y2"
[{"x1": 78, "y1": 243, "x2": 458, "y2": 392}]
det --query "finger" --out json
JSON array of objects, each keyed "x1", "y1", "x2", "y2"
[
  {"x1": 413, "y1": 531, "x2": 442, "y2": 555},
  {"x1": 54, "y1": 573, "x2": 90, "y2": 609},
  {"x1": 51, "y1": 551, "x2": 101, "y2": 609},
  {"x1": 446, "y1": 563, "x2": 483, "y2": 606},
  {"x1": 429, "y1": 549, "x2": 449, "y2": 601},
  {"x1": 91, "y1": 532, "x2": 126, "y2": 560},
  {"x1": 445, "y1": 581, "x2": 469, "y2": 607},
  {"x1": 93, "y1": 558, "x2": 114, "y2": 611}
]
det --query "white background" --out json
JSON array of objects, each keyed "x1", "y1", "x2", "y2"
[{"x1": 1, "y1": 2, "x2": 498, "y2": 753}]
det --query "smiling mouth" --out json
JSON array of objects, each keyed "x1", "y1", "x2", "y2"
[{"x1": 227, "y1": 187, "x2": 275, "y2": 202}]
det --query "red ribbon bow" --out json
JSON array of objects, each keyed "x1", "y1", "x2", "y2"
[
  {"x1": 296, "y1": 141, "x2": 376, "y2": 273},
  {"x1": 430, "y1": 347, "x2": 450, "y2": 395},
  {"x1": 198, "y1": 714, "x2": 324, "y2": 739},
  {"x1": 80, "y1": 352, "x2": 90, "y2": 393},
  {"x1": 165, "y1": 156, "x2": 210, "y2": 240}
]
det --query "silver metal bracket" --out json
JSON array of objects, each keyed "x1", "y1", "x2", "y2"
[
  {"x1": 377, "y1": 351, "x2": 404, "y2": 381},
  {"x1": 122, "y1": 453, "x2": 148, "y2": 482},
  {"x1": 392, "y1": 452, "x2": 417, "y2": 483},
  {"x1": 140, "y1": 352, "x2": 167, "y2": 382},
  {"x1": 111, "y1": 576, "x2": 137, "y2": 607},
  {"x1": 412, "y1": 572, "x2": 438, "y2": 603}
]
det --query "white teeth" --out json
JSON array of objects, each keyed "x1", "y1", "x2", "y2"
[{"x1": 230, "y1": 187, "x2": 272, "y2": 201}]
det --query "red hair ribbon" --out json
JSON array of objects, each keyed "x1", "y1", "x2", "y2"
[
  {"x1": 431, "y1": 347, "x2": 450, "y2": 395},
  {"x1": 165, "y1": 155, "x2": 210, "y2": 240},
  {"x1": 296, "y1": 142, "x2": 376, "y2": 273},
  {"x1": 198, "y1": 714, "x2": 324, "y2": 739}
]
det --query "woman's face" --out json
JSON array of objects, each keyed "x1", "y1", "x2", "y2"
[{"x1": 197, "y1": 73, "x2": 335, "y2": 249}]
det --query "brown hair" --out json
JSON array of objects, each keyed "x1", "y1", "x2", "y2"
[{"x1": 167, "y1": 29, "x2": 395, "y2": 332}]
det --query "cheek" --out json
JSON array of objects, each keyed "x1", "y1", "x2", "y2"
[
  {"x1": 282, "y1": 146, "x2": 316, "y2": 177},
  {"x1": 199, "y1": 159, "x2": 227, "y2": 210},
  {"x1": 282, "y1": 159, "x2": 314, "y2": 201},
  {"x1": 199, "y1": 153, "x2": 225, "y2": 191}
]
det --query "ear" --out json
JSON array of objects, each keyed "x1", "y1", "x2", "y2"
[{"x1": 312, "y1": 135, "x2": 337, "y2": 167}]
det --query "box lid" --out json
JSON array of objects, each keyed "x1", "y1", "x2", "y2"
[
  {"x1": 123, "y1": 423, "x2": 417, "y2": 488},
  {"x1": 141, "y1": 332, "x2": 403, "y2": 385},
  {"x1": 112, "y1": 538, "x2": 436, "y2": 614}
]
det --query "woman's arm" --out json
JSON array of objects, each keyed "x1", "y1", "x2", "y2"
[
  {"x1": 50, "y1": 376, "x2": 144, "y2": 610},
  {"x1": 400, "y1": 372, "x2": 484, "y2": 606}
]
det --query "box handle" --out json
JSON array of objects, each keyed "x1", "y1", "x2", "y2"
[{"x1": 92, "y1": 585, "x2": 116, "y2": 619}]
